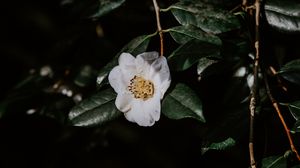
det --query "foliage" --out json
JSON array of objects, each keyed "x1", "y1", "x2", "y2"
[{"x1": 1, "y1": 0, "x2": 300, "y2": 167}]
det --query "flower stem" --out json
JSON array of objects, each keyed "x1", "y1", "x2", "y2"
[
  {"x1": 264, "y1": 74, "x2": 300, "y2": 161},
  {"x1": 152, "y1": 0, "x2": 164, "y2": 56}
]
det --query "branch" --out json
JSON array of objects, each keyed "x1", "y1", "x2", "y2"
[
  {"x1": 264, "y1": 74, "x2": 300, "y2": 161},
  {"x1": 152, "y1": 0, "x2": 164, "y2": 56}
]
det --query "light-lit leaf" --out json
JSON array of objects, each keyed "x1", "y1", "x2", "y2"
[
  {"x1": 169, "y1": 1, "x2": 240, "y2": 34},
  {"x1": 278, "y1": 59, "x2": 300, "y2": 85},
  {"x1": 168, "y1": 39, "x2": 221, "y2": 71},
  {"x1": 201, "y1": 137, "x2": 235, "y2": 154},
  {"x1": 168, "y1": 25, "x2": 222, "y2": 45},
  {"x1": 197, "y1": 57, "x2": 218, "y2": 77},
  {"x1": 69, "y1": 88, "x2": 121, "y2": 127},
  {"x1": 96, "y1": 34, "x2": 154, "y2": 86},
  {"x1": 162, "y1": 83, "x2": 205, "y2": 122},
  {"x1": 90, "y1": 0, "x2": 125, "y2": 18},
  {"x1": 265, "y1": 0, "x2": 300, "y2": 33},
  {"x1": 286, "y1": 100, "x2": 300, "y2": 120},
  {"x1": 261, "y1": 155, "x2": 287, "y2": 168}
]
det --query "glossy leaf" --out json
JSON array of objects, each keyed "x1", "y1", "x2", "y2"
[
  {"x1": 168, "y1": 39, "x2": 221, "y2": 71},
  {"x1": 197, "y1": 57, "x2": 218, "y2": 77},
  {"x1": 168, "y1": 25, "x2": 222, "y2": 45},
  {"x1": 69, "y1": 88, "x2": 121, "y2": 127},
  {"x1": 291, "y1": 120, "x2": 300, "y2": 133},
  {"x1": 261, "y1": 155, "x2": 286, "y2": 168},
  {"x1": 96, "y1": 34, "x2": 154, "y2": 86},
  {"x1": 90, "y1": 0, "x2": 125, "y2": 18},
  {"x1": 286, "y1": 100, "x2": 300, "y2": 120},
  {"x1": 278, "y1": 59, "x2": 300, "y2": 85},
  {"x1": 162, "y1": 83, "x2": 205, "y2": 122},
  {"x1": 169, "y1": 1, "x2": 240, "y2": 34},
  {"x1": 201, "y1": 137, "x2": 235, "y2": 154},
  {"x1": 264, "y1": 0, "x2": 300, "y2": 33}
]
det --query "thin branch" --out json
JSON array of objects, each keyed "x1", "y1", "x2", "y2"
[
  {"x1": 264, "y1": 74, "x2": 300, "y2": 161},
  {"x1": 269, "y1": 66, "x2": 288, "y2": 92},
  {"x1": 152, "y1": 0, "x2": 164, "y2": 56},
  {"x1": 248, "y1": 0, "x2": 261, "y2": 167}
]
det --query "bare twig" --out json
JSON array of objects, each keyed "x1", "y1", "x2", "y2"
[
  {"x1": 269, "y1": 66, "x2": 288, "y2": 92},
  {"x1": 152, "y1": 0, "x2": 164, "y2": 56},
  {"x1": 264, "y1": 74, "x2": 300, "y2": 161}
]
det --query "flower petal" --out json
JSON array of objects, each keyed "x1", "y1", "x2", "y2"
[
  {"x1": 135, "y1": 52, "x2": 159, "y2": 77},
  {"x1": 115, "y1": 93, "x2": 133, "y2": 113},
  {"x1": 124, "y1": 97, "x2": 160, "y2": 126},
  {"x1": 108, "y1": 66, "x2": 124, "y2": 93}
]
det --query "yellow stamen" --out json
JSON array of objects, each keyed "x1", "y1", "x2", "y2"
[{"x1": 128, "y1": 75, "x2": 154, "y2": 101}]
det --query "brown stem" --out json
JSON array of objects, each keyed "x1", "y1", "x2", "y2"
[
  {"x1": 264, "y1": 74, "x2": 300, "y2": 161},
  {"x1": 269, "y1": 66, "x2": 288, "y2": 92},
  {"x1": 152, "y1": 0, "x2": 164, "y2": 56}
]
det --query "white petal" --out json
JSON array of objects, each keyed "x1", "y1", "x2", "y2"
[
  {"x1": 124, "y1": 97, "x2": 160, "y2": 127},
  {"x1": 115, "y1": 93, "x2": 132, "y2": 112},
  {"x1": 119, "y1": 53, "x2": 135, "y2": 68},
  {"x1": 135, "y1": 52, "x2": 159, "y2": 77},
  {"x1": 108, "y1": 66, "x2": 124, "y2": 93},
  {"x1": 159, "y1": 78, "x2": 171, "y2": 99}
]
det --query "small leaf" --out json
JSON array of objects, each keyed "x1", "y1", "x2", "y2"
[
  {"x1": 201, "y1": 137, "x2": 235, "y2": 154},
  {"x1": 291, "y1": 120, "x2": 300, "y2": 133},
  {"x1": 169, "y1": 1, "x2": 240, "y2": 34},
  {"x1": 96, "y1": 34, "x2": 155, "y2": 86},
  {"x1": 197, "y1": 57, "x2": 218, "y2": 76},
  {"x1": 278, "y1": 59, "x2": 300, "y2": 85},
  {"x1": 69, "y1": 88, "x2": 121, "y2": 127},
  {"x1": 286, "y1": 100, "x2": 300, "y2": 120},
  {"x1": 261, "y1": 155, "x2": 286, "y2": 168},
  {"x1": 90, "y1": 0, "x2": 125, "y2": 18},
  {"x1": 162, "y1": 83, "x2": 205, "y2": 122},
  {"x1": 168, "y1": 39, "x2": 221, "y2": 71},
  {"x1": 168, "y1": 25, "x2": 222, "y2": 45}
]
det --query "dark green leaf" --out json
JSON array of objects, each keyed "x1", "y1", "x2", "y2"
[
  {"x1": 278, "y1": 59, "x2": 300, "y2": 85},
  {"x1": 286, "y1": 100, "x2": 300, "y2": 120},
  {"x1": 168, "y1": 39, "x2": 221, "y2": 71},
  {"x1": 169, "y1": 1, "x2": 240, "y2": 34},
  {"x1": 261, "y1": 155, "x2": 287, "y2": 168},
  {"x1": 96, "y1": 34, "x2": 154, "y2": 86},
  {"x1": 291, "y1": 120, "x2": 300, "y2": 133},
  {"x1": 90, "y1": 0, "x2": 125, "y2": 18},
  {"x1": 264, "y1": 0, "x2": 300, "y2": 33},
  {"x1": 292, "y1": 164, "x2": 300, "y2": 168},
  {"x1": 162, "y1": 83, "x2": 205, "y2": 122},
  {"x1": 74, "y1": 65, "x2": 96, "y2": 87},
  {"x1": 168, "y1": 25, "x2": 222, "y2": 45},
  {"x1": 197, "y1": 57, "x2": 218, "y2": 77},
  {"x1": 201, "y1": 137, "x2": 235, "y2": 154},
  {"x1": 69, "y1": 88, "x2": 121, "y2": 127}
]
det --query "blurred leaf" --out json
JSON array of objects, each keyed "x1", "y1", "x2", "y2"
[
  {"x1": 201, "y1": 137, "x2": 235, "y2": 154},
  {"x1": 286, "y1": 100, "x2": 300, "y2": 120},
  {"x1": 168, "y1": 25, "x2": 222, "y2": 45},
  {"x1": 291, "y1": 120, "x2": 300, "y2": 133},
  {"x1": 292, "y1": 164, "x2": 300, "y2": 168},
  {"x1": 74, "y1": 65, "x2": 96, "y2": 87},
  {"x1": 168, "y1": 39, "x2": 221, "y2": 71},
  {"x1": 69, "y1": 88, "x2": 121, "y2": 127},
  {"x1": 261, "y1": 155, "x2": 286, "y2": 168},
  {"x1": 162, "y1": 83, "x2": 205, "y2": 122},
  {"x1": 90, "y1": 0, "x2": 125, "y2": 18},
  {"x1": 197, "y1": 57, "x2": 218, "y2": 77},
  {"x1": 278, "y1": 59, "x2": 300, "y2": 85},
  {"x1": 264, "y1": 0, "x2": 300, "y2": 33},
  {"x1": 168, "y1": 1, "x2": 240, "y2": 34},
  {"x1": 96, "y1": 34, "x2": 155, "y2": 86}
]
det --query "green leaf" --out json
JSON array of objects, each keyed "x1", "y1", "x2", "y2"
[
  {"x1": 265, "y1": 0, "x2": 300, "y2": 33},
  {"x1": 162, "y1": 83, "x2": 205, "y2": 122},
  {"x1": 168, "y1": 39, "x2": 221, "y2": 71},
  {"x1": 286, "y1": 100, "x2": 300, "y2": 120},
  {"x1": 261, "y1": 155, "x2": 287, "y2": 168},
  {"x1": 197, "y1": 57, "x2": 218, "y2": 77},
  {"x1": 278, "y1": 59, "x2": 300, "y2": 85},
  {"x1": 168, "y1": 25, "x2": 222, "y2": 45},
  {"x1": 291, "y1": 120, "x2": 300, "y2": 133},
  {"x1": 69, "y1": 88, "x2": 122, "y2": 127},
  {"x1": 96, "y1": 33, "x2": 155, "y2": 86},
  {"x1": 90, "y1": 0, "x2": 125, "y2": 18},
  {"x1": 201, "y1": 137, "x2": 235, "y2": 154},
  {"x1": 169, "y1": 1, "x2": 240, "y2": 34}
]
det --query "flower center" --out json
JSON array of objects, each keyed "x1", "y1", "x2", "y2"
[{"x1": 128, "y1": 75, "x2": 154, "y2": 101}]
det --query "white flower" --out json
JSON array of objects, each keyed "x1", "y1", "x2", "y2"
[{"x1": 108, "y1": 51, "x2": 171, "y2": 126}]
